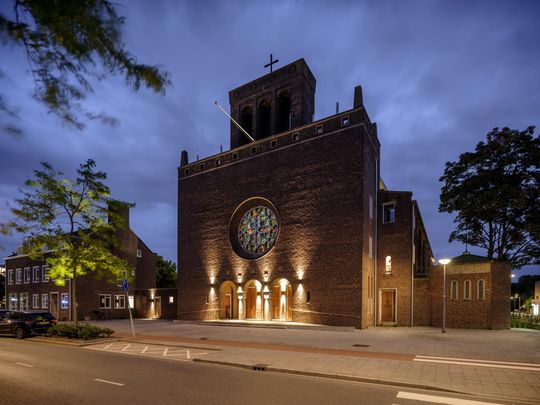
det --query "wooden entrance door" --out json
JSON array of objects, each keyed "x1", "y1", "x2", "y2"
[
  {"x1": 272, "y1": 285, "x2": 280, "y2": 319},
  {"x1": 246, "y1": 287, "x2": 257, "y2": 319},
  {"x1": 50, "y1": 293, "x2": 59, "y2": 319},
  {"x1": 381, "y1": 290, "x2": 396, "y2": 323},
  {"x1": 154, "y1": 296, "x2": 161, "y2": 318}
]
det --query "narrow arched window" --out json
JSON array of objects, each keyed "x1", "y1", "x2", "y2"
[
  {"x1": 257, "y1": 99, "x2": 272, "y2": 139},
  {"x1": 385, "y1": 256, "x2": 392, "y2": 275},
  {"x1": 477, "y1": 279, "x2": 485, "y2": 300},
  {"x1": 276, "y1": 91, "x2": 291, "y2": 133},
  {"x1": 240, "y1": 106, "x2": 253, "y2": 142},
  {"x1": 464, "y1": 280, "x2": 471, "y2": 300},
  {"x1": 450, "y1": 280, "x2": 458, "y2": 300}
]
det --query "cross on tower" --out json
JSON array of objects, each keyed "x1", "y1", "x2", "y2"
[{"x1": 264, "y1": 54, "x2": 279, "y2": 73}]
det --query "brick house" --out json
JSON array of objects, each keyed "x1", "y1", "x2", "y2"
[
  {"x1": 4, "y1": 207, "x2": 157, "y2": 321},
  {"x1": 176, "y1": 58, "x2": 510, "y2": 329}
]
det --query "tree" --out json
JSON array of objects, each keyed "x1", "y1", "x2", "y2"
[
  {"x1": 0, "y1": 159, "x2": 134, "y2": 323},
  {"x1": 511, "y1": 275, "x2": 540, "y2": 299},
  {"x1": 439, "y1": 126, "x2": 540, "y2": 269},
  {"x1": 0, "y1": 0, "x2": 170, "y2": 134},
  {"x1": 156, "y1": 255, "x2": 176, "y2": 288}
]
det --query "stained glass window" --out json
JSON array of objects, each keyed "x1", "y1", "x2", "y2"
[{"x1": 238, "y1": 206, "x2": 279, "y2": 256}]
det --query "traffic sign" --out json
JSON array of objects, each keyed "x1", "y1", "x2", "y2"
[{"x1": 121, "y1": 279, "x2": 129, "y2": 292}]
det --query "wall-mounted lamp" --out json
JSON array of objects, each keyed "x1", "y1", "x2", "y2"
[
  {"x1": 263, "y1": 285, "x2": 270, "y2": 300},
  {"x1": 210, "y1": 276, "x2": 216, "y2": 286},
  {"x1": 263, "y1": 270, "x2": 269, "y2": 282}
]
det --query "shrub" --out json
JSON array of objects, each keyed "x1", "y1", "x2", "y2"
[
  {"x1": 47, "y1": 323, "x2": 115, "y2": 340},
  {"x1": 511, "y1": 314, "x2": 540, "y2": 330}
]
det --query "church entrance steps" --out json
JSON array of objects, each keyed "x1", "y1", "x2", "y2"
[{"x1": 197, "y1": 319, "x2": 355, "y2": 332}]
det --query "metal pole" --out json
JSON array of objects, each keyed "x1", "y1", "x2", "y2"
[
  {"x1": 126, "y1": 292, "x2": 135, "y2": 340},
  {"x1": 442, "y1": 264, "x2": 446, "y2": 333}
]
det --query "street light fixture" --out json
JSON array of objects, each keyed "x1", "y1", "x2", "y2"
[{"x1": 439, "y1": 258, "x2": 451, "y2": 333}]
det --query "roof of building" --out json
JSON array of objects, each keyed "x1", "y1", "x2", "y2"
[{"x1": 451, "y1": 251, "x2": 492, "y2": 264}]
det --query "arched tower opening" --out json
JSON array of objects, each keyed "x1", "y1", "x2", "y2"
[
  {"x1": 276, "y1": 91, "x2": 291, "y2": 133},
  {"x1": 257, "y1": 99, "x2": 272, "y2": 139},
  {"x1": 239, "y1": 106, "x2": 253, "y2": 145}
]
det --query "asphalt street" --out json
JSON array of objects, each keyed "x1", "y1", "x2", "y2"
[{"x1": 0, "y1": 339, "x2": 519, "y2": 405}]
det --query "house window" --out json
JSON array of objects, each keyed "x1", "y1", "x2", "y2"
[
  {"x1": 315, "y1": 124, "x2": 324, "y2": 135},
  {"x1": 270, "y1": 139, "x2": 277, "y2": 149},
  {"x1": 169, "y1": 296, "x2": 174, "y2": 304},
  {"x1": 99, "y1": 294, "x2": 111, "y2": 309},
  {"x1": 383, "y1": 203, "x2": 396, "y2": 224},
  {"x1": 24, "y1": 267, "x2": 31, "y2": 284},
  {"x1": 341, "y1": 116, "x2": 350, "y2": 126},
  {"x1": 33, "y1": 266, "x2": 40, "y2": 283},
  {"x1": 7, "y1": 269, "x2": 13, "y2": 285},
  {"x1": 20, "y1": 292, "x2": 29, "y2": 310},
  {"x1": 136, "y1": 249, "x2": 142, "y2": 258},
  {"x1": 128, "y1": 295, "x2": 134, "y2": 309},
  {"x1": 33, "y1": 294, "x2": 40, "y2": 309},
  {"x1": 61, "y1": 293, "x2": 69, "y2": 309},
  {"x1": 368, "y1": 236, "x2": 373, "y2": 258},
  {"x1": 42, "y1": 293, "x2": 49, "y2": 309},
  {"x1": 477, "y1": 279, "x2": 485, "y2": 300},
  {"x1": 232, "y1": 152, "x2": 238, "y2": 160},
  {"x1": 369, "y1": 195, "x2": 373, "y2": 219},
  {"x1": 464, "y1": 280, "x2": 471, "y2": 300},
  {"x1": 385, "y1": 256, "x2": 392, "y2": 275},
  {"x1": 42, "y1": 265, "x2": 49, "y2": 282},
  {"x1": 114, "y1": 295, "x2": 125, "y2": 309},
  {"x1": 450, "y1": 280, "x2": 458, "y2": 300},
  {"x1": 292, "y1": 132, "x2": 300, "y2": 142},
  {"x1": 251, "y1": 146, "x2": 258, "y2": 155},
  {"x1": 9, "y1": 293, "x2": 18, "y2": 310},
  {"x1": 16, "y1": 268, "x2": 22, "y2": 284}
]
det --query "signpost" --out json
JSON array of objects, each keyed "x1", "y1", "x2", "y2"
[{"x1": 121, "y1": 277, "x2": 136, "y2": 339}]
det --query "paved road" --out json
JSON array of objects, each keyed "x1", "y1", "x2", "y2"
[{"x1": 0, "y1": 339, "x2": 518, "y2": 405}]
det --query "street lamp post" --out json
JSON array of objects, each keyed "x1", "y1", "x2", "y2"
[{"x1": 439, "y1": 258, "x2": 451, "y2": 333}]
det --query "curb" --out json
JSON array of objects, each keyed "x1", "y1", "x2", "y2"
[
  {"x1": 27, "y1": 336, "x2": 120, "y2": 347},
  {"x1": 193, "y1": 358, "x2": 540, "y2": 405}
]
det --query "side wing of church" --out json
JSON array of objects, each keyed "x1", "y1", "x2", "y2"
[{"x1": 176, "y1": 59, "x2": 509, "y2": 329}]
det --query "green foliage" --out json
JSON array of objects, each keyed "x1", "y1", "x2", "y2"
[
  {"x1": 48, "y1": 323, "x2": 114, "y2": 340},
  {"x1": 0, "y1": 0, "x2": 170, "y2": 133},
  {"x1": 439, "y1": 126, "x2": 540, "y2": 268},
  {"x1": 156, "y1": 255, "x2": 177, "y2": 288},
  {"x1": 511, "y1": 314, "x2": 540, "y2": 330},
  {"x1": 0, "y1": 159, "x2": 134, "y2": 323}
]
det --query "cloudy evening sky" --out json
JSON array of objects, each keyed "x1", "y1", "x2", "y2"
[{"x1": 1, "y1": 0, "x2": 539, "y2": 276}]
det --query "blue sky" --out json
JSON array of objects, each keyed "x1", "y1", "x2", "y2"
[{"x1": 1, "y1": 0, "x2": 539, "y2": 276}]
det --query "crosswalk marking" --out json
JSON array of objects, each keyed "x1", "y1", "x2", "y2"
[
  {"x1": 396, "y1": 391, "x2": 501, "y2": 405},
  {"x1": 413, "y1": 357, "x2": 540, "y2": 372},
  {"x1": 84, "y1": 342, "x2": 209, "y2": 362},
  {"x1": 415, "y1": 355, "x2": 540, "y2": 369}
]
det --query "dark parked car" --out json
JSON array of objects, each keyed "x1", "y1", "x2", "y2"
[{"x1": 0, "y1": 310, "x2": 57, "y2": 339}]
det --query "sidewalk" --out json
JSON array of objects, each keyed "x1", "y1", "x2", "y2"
[{"x1": 95, "y1": 320, "x2": 540, "y2": 403}]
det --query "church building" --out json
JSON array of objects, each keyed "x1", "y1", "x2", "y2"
[{"x1": 176, "y1": 58, "x2": 509, "y2": 329}]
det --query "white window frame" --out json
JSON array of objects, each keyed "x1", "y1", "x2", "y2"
[
  {"x1": 464, "y1": 280, "x2": 472, "y2": 300},
  {"x1": 136, "y1": 249, "x2": 142, "y2": 258},
  {"x1": 99, "y1": 294, "x2": 112, "y2": 309},
  {"x1": 24, "y1": 267, "x2": 31, "y2": 284},
  {"x1": 42, "y1": 293, "x2": 49, "y2": 309},
  {"x1": 114, "y1": 295, "x2": 125, "y2": 309},
  {"x1": 20, "y1": 292, "x2": 29, "y2": 310},
  {"x1": 382, "y1": 202, "x2": 396, "y2": 224},
  {"x1": 450, "y1": 280, "x2": 458, "y2": 300},
  {"x1": 7, "y1": 269, "x2": 14, "y2": 285},
  {"x1": 33, "y1": 266, "x2": 40, "y2": 283},
  {"x1": 33, "y1": 294, "x2": 40, "y2": 309},
  {"x1": 9, "y1": 293, "x2": 18, "y2": 310},
  {"x1": 60, "y1": 293, "x2": 69, "y2": 309},
  {"x1": 128, "y1": 295, "x2": 134, "y2": 309},
  {"x1": 16, "y1": 268, "x2": 22, "y2": 284},
  {"x1": 477, "y1": 279, "x2": 486, "y2": 300},
  {"x1": 42, "y1": 265, "x2": 49, "y2": 282},
  {"x1": 385, "y1": 256, "x2": 392, "y2": 275},
  {"x1": 169, "y1": 296, "x2": 174, "y2": 304}
]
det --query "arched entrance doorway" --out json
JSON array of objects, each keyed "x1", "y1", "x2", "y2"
[
  {"x1": 244, "y1": 279, "x2": 263, "y2": 319},
  {"x1": 219, "y1": 281, "x2": 238, "y2": 319},
  {"x1": 272, "y1": 278, "x2": 292, "y2": 321}
]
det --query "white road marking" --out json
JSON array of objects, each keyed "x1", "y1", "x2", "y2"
[
  {"x1": 163, "y1": 348, "x2": 168, "y2": 357},
  {"x1": 187, "y1": 350, "x2": 191, "y2": 360},
  {"x1": 16, "y1": 362, "x2": 34, "y2": 368},
  {"x1": 121, "y1": 344, "x2": 131, "y2": 352},
  {"x1": 413, "y1": 358, "x2": 540, "y2": 371},
  {"x1": 94, "y1": 378, "x2": 124, "y2": 386},
  {"x1": 103, "y1": 343, "x2": 114, "y2": 350},
  {"x1": 415, "y1": 355, "x2": 540, "y2": 368},
  {"x1": 396, "y1": 391, "x2": 501, "y2": 405},
  {"x1": 141, "y1": 345, "x2": 149, "y2": 354}
]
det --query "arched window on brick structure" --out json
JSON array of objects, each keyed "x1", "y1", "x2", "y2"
[
  {"x1": 464, "y1": 280, "x2": 471, "y2": 300},
  {"x1": 239, "y1": 106, "x2": 253, "y2": 143},
  {"x1": 477, "y1": 279, "x2": 485, "y2": 300},
  {"x1": 276, "y1": 91, "x2": 291, "y2": 133},
  {"x1": 450, "y1": 280, "x2": 458, "y2": 300},
  {"x1": 257, "y1": 99, "x2": 272, "y2": 139},
  {"x1": 385, "y1": 256, "x2": 392, "y2": 275}
]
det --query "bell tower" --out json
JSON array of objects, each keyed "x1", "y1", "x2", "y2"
[{"x1": 228, "y1": 58, "x2": 316, "y2": 148}]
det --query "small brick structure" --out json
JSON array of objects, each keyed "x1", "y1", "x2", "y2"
[{"x1": 176, "y1": 58, "x2": 511, "y2": 329}]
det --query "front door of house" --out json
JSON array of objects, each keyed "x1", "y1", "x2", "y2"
[
  {"x1": 246, "y1": 287, "x2": 257, "y2": 319},
  {"x1": 381, "y1": 290, "x2": 396, "y2": 324},
  {"x1": 50, "y1": 293, "x2": 59, "y2": 319},
  {"x1": 154, "y1": 297, "x2": 161, "y2": 318}
]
